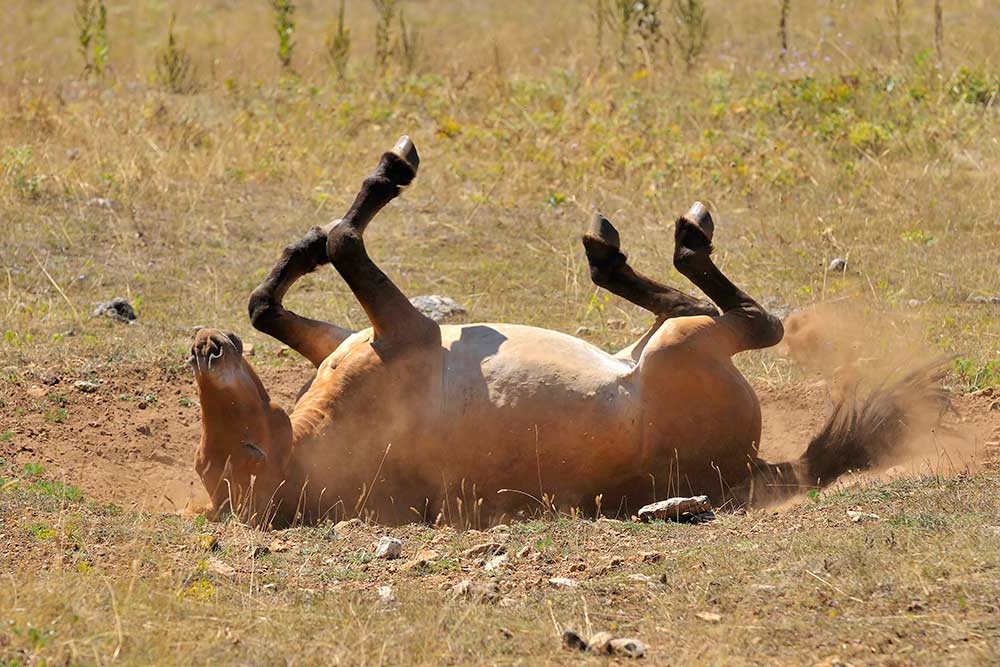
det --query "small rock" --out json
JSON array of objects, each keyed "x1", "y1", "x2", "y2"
[
  {"x1": 242, "y1": 343, "x2": 255, "y2": 357},
  {"x1": 377, "y1": 585, "x2": 396, "y2": 605},
  {"x1": 609, "y1": 638, "x2": 647, "y2": 658},
  {"x1": 587, "y1": 631, "x2": 614, "y2": 654},
  {"x1": 906, "y1": 298, "x2": 924, "y2": 308},
  {"x1": 92, "y1": 297, "x2": 136, "y2": 323},
  {"x1": 374, "y1": 536, "x2": 403, "y2": 560},
  {"x1": 606, "y1": 318, "x2": 626, "y2": 330},
  {"x1": 628, "y1": 573, "x2": 655, "y2": 583},
  {"x1": 26, "y1": 385, "x2": 47, "y2": 399},
  {"x1": 268, "y1": 539, "x2": 291, "y2": 553},
  {"x1": 462, "y1": 542, "x2": 504, "y2": 558},
  {"x1": 276, "y1": 346, "x2": 291, "y2": 357},
  {"x1": 968, "y1": 295, "x2": 1000, "y2": 305},
  {"x1": 640, "y1": 550, "x2": 663, "y2": 563},
  {"x1": 574, "y1": 326, "x2": 594, "y2": 337},
  {"x1": 206, "y1": 557, "x2": 236, "y2": 579},
  {"x1": 40, "y1": 375, "x2": 60, "y2": 386},
  {"x1": 828, "y1": 257, "x2": 847, "y2": 272},
  {"x1": 450, "y1": 579, "x2": 500, "y2": 604},
  {"x1": 136, "y1": 424, "x2": 152, "y2": 436},
  {"x1": 598, "y1": 557, "x2": 624, "y2": 575},
  {"x1": 409, "y1": 295, "x2": 467, "y2": 323},
  {"x1": 87, "y1": 197, "x2": 117, "y2": 209},
  {"x1": 846, "y1": 510, "x2": 880, "y2": 523},
  {"x1": 67, "y1": 147, "x2": 81, "y2": 161},
  {"x1": 695, "y1": 611, "x2": 722, "y2": 623},
  {"x1": 548, "y1": 577, "x2": 578, "y2": 589},
  {"x1": 335, "y1": 518, "x2": 362, "y2": 531},
  {"x1": 484, "y1": 554, "x2": 508, "y2": 572},
  {"x1": 636, "y1": 496, "x2": 713, "y2": 523}
]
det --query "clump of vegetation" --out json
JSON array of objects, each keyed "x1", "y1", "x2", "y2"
[
  {"x1": 594, "y1": 0, "x2": 668, "y2": 71},
  {"x1": 75, "y1": 0, "x2": 109, "y2": 77},
  {"x1": 270, "y1": 0, "x2": 296, "y2": 70},
  {"x1": 2, "y1": 146, "x2": 42, "y2": 200},
  {"x1": 371, "y1": 0, "x2": 420, "y2": 73},
  {"x1": 372, "y1": 0, "x2": 397, "y2": 72},
  {"x1": 325, "y1": 0, "x2": 351, "y2": 79},
  {"x1": 155, "y1": 13, "x2": 197, "y2": 94},
  {"x1": 672, "y1": 0, "x2": 707, "y2": 70}
]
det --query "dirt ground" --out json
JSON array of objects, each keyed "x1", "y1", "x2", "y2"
[{"x1": 3, "y1": 353, "x2": 997, "y2": 517}]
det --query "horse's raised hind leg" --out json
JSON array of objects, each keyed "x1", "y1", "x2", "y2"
[
  {"x1": 583, "y1": 212, "x2": 719, "y2": 319},
  {"x1": 326, "y1": 136, "x2": 439, "y2": 348},
  {"x1": 673, "y1": 202, "x2": 783, "y2": 353},
  {"x1": 248, "y1": 223, "x2": 353, "y2": 367}
]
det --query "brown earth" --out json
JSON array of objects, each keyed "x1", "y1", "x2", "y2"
[{"x1": 2, "y1": 355, "x2": 997, "y2": 517}]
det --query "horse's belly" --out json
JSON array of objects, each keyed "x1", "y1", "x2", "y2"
[{"x1": 425, "y1": 324, "x2": 643, "y2": 498}]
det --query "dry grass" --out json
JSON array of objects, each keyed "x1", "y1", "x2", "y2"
[
  {"x1": 2, "y1": 1, "x2": 1000, "y2": 664},
  {"x1": 3, "y1": 460, "x2": 1000, "y2": 665}
]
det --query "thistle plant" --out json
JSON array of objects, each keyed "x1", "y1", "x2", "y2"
[
  {"x1": 270, "y1": 0, "x2": 296, "y2": 69},
  {"x1": 672, "y1": 0, "x2": 707, "y2": 71},
  {"x1": 75, "y1": 0, "x2": 109, "y2": 77},
  {"x1": 372, "y1": 0, "x2": 398, "y2": 72},
  {"x1": 326, "y1": 0, "x2": 351, "y2": 78},
  {"x1": 155, "y1": 13, "x2": 196, "y2": 93}
]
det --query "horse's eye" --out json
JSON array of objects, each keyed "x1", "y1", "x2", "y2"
[{"x1": 243, "y1": 442, "x2": 266, "y2": 462}]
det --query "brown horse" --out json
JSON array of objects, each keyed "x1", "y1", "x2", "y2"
[{"x1": 190, "y1": 136, "x2": 944, "y2": 527}]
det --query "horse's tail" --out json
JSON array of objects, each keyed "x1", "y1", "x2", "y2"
[{"x1": 749, "y1": 358, "x2": 951, "y2": 505}]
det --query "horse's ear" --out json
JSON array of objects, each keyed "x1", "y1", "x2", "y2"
[{"x1": 224, "y1": 331, "x2": 243, "y2": 355}]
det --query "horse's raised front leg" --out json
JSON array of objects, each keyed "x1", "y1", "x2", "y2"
[
  {"x1": 583, "y1": 212, "x2": 719, "y2": 320},
  {"x1": 326, "y1": 136, "x2": 439, "y2": 349},
  {"x1": 672, "y1": 202, "x2": 783, "y2": 354},
  {"x1": 248, "y1": 223, "x2": 353, "y2": 367}
]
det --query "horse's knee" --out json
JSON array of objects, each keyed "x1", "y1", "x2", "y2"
[
  {"x1": 248, "y1": 288, "x2": 281, "y2": 334},
  {"x1": 738, "y1": 304, "x2": 784, "y2": 349}
]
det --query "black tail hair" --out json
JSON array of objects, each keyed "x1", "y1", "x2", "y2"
[{"x1": 750, "y1": 358, "x2": 951, "y2": 505}]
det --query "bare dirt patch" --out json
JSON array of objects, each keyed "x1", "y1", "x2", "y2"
[{"x1": 2, "y1": 359, "x2": 995, "y2": 516}]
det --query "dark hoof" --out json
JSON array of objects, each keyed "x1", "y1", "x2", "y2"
[
  {"x1": 582, "y1": 212, "x2": 625, "y2": 269},
  {"x1": 391, "y1": 135, "x2": 420, "y2": 174},
  {"x1": 586, "y1": 212, "x2": 620, "y2": 250},
  {"x1": 675, "y1": 201, "x2": 714, "y2": 254}
]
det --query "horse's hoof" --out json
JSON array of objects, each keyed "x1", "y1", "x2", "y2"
[
  {"x1": 582, "y1": 212, "x2": 624, "y2": 269},
  {"x1": 391, "y1": 135, "x2": 420, "y2": 173},
  {"x1": 681, "y1": 201, "x2": 714, "y2": 243},
  {"x1": 585, "y1": 211, "x2": 621, "y2": 250}
]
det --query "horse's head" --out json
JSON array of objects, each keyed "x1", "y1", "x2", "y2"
[{"x1": 189, "y1": 328, "x2": 293, "y2": 526}]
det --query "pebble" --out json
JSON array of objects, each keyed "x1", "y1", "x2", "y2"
[
  {"x1": 828, "y1": 257, "x2": 847, "y2": 272},
  {"x1": 548, "y1": 577, "x2": 578, "y2": 589},
  {"x1": 695, "y1": 611, "x2": 722, "y2": 623},
  {"x1": 449, "y1": 579, "x2": 500, "y2": 604},
  {"x1": 462, "y1": 542, "x2": 504, "y2": 558},
  {"x1": 374, "y1": 536, "x2": 403, "y2": 560},
  {"x1": 968, "y1": 295, "x2": 1000, "y2": 305},
  {"x1": 563, "y1": 630, "x2": 647, "y2": 659},
  {"x1": 206, "y1": 557, "x2": 236, "y2": 578},
  {"x1": 376, "y1": 585, "x2": 396, "y2": 605},
  {"x1": 92, "y1": 297, "x2": 136, "y2": 323},
  {"x1": 484, "y1": 554, "x2": 508, "y2": 572}
]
